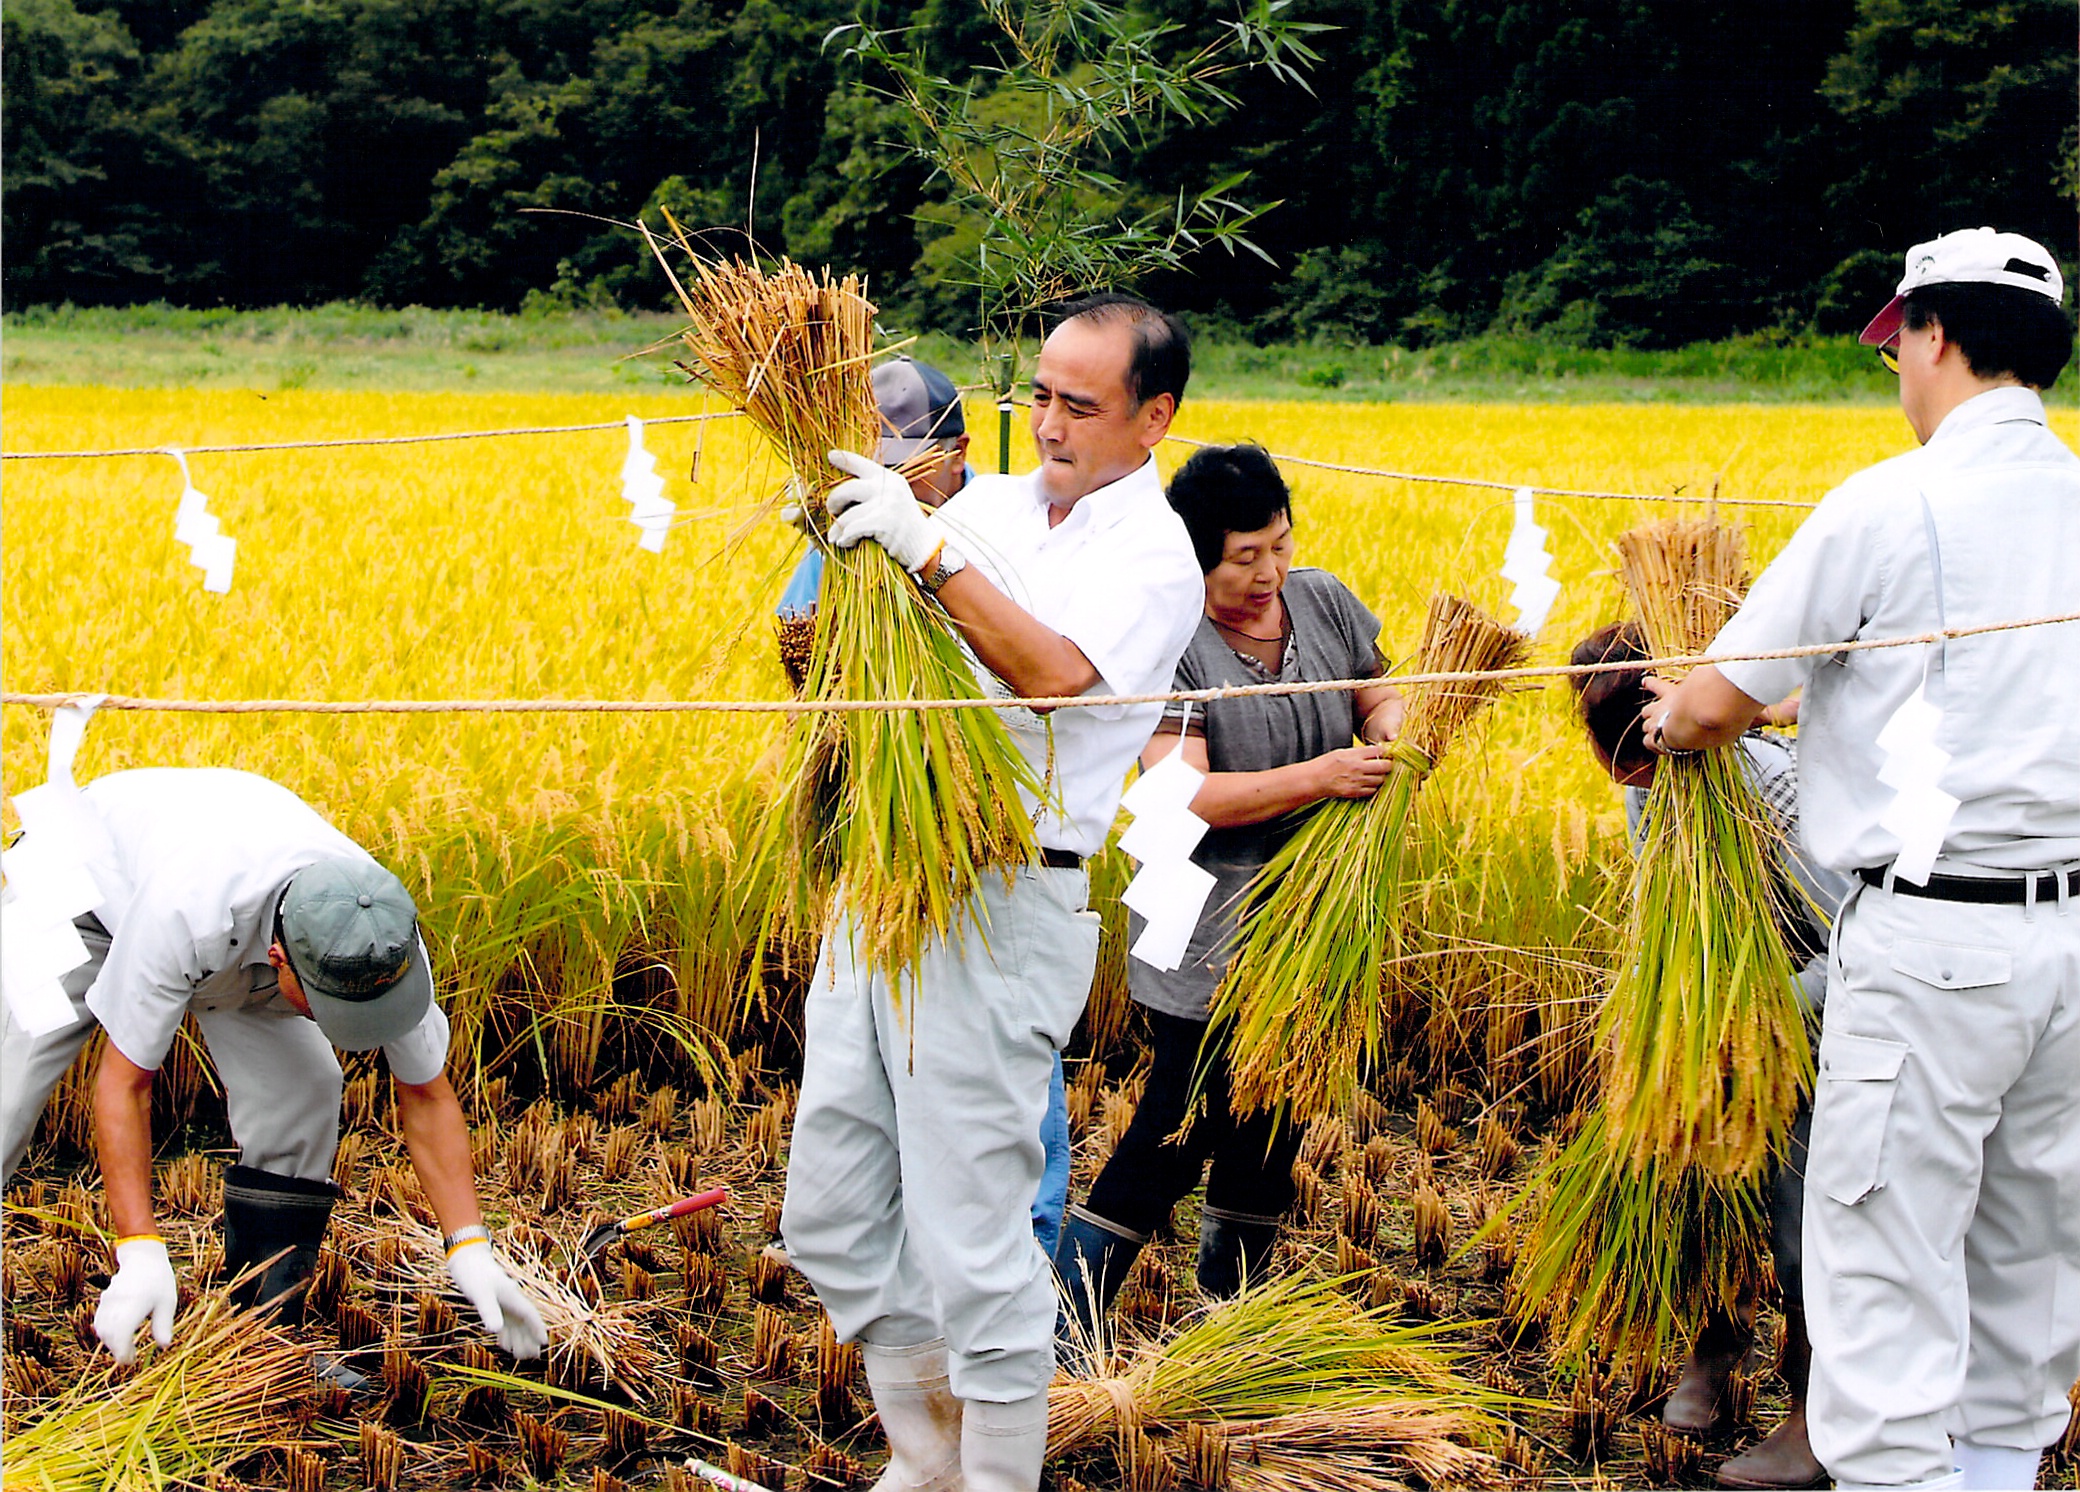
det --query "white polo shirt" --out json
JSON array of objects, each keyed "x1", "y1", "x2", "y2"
[
  {"x1": 1709, "y1": 387, "x2": 2080, "y2": 874},
  {"x1": 937, "y1": 456, "x2": 1203, "y2": 856},
  {"x1": 75, "y1": 769, "x2": 450, "y2": 1081}
]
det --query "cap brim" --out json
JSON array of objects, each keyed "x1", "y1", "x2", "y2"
[
  {"x1": 301, "y1": 938, "x2": 433, "y2": 1052},
  {"x1": 877, "y1": 436, "x2": 935, "y2": 464},
  {"x1": 1859, "y1": 295, "x2": 1905, "y2": 347}
]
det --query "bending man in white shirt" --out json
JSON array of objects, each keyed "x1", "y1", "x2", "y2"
[
  {"x1": 1, "y1": 767, "x2": 546, "y2": 1366},
  {"x1": 779, "y1": 293, "x2": 1204, "y2": 1492}
]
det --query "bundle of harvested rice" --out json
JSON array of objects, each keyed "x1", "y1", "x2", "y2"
[
  {"x1": 1510, "y1": 517, "x2": 1809, "y2": 1364},
  {"x1": 1211, "y1": 594, "x2": 1531, "y2": 1127},
  {"x1": 380, "y1": 1217, "x2": 665, "y2": 1398},
  {"x1": 1048, "y1": 1272, "x2": 1509, "y2": 1489},
  {"x1": 647, "y1": 229, "x2": 1042, "y2": 986},
  {"x1": 5, "y1": 1288, "x2": 317, "y2": 1490}
]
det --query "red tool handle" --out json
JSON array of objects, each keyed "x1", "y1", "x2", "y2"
[{"x1": 622, "y1": 1186, "x2": 727, "y2": 1234}]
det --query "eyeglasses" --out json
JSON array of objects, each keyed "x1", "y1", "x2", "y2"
[{"x1": 1875, "y1": 338, "x2": 1900, "y2": 374}]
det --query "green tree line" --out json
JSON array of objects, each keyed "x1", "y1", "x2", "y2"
[{"x1": 3, "y1": 0, "x2": 2073, "y2": 346}]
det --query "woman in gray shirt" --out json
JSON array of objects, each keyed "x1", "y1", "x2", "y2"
[{"x1": 1052, "y1": 443, "x2": 1405, "y2": 1343}]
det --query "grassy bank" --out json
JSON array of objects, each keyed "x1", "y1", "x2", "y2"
[{"x1": 0, "y1": 301, "x2": 1997, "y2": 405}]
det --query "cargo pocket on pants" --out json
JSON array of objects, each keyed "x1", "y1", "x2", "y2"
[{"x1": 1812, "y1": 1031, "x2": 1910, "y2": 1206}]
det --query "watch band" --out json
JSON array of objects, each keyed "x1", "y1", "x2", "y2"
[{"x1": 918, "y1": 546, "x2": 965, "y2": 597}]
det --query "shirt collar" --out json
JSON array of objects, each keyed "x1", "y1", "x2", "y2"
[
  {"x1": 1927, "y1": 385, "x2": 2048, "y2": 446},
  {"x1": 1027, "y1": 454, "x2": 1163, "y2": 533}
]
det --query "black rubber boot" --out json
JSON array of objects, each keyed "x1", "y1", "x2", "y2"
[
  {"x1": 1195, "y1": 1205, "x2": 1280, "y2": 1299},
  {"x1": 1051, "y1": 1205, "x2": 1148, "y2": 1353},
  {"x1": 221, "y1": 1164, "x2": 341, "y2": 1327}
]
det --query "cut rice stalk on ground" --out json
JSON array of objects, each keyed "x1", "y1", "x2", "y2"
[
  {"x1": 1211, "y1": 593, "x2": 1532, "y2": 1129},
  {"x1": 1049, "y1": 1271, "x2": 1518, "y2": 1487},
  {"x1": 4, "y1": 1287, "x2": 319, "y2": 1490}
]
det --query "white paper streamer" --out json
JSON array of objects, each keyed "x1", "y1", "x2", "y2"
[
  {"x1": 1, "y1": 700, "x2": 107, "y2": 1035},
  {"x1": 165, "y1": 448, "x2": 236, "y2": 592},
  {"x1": 1499, "y1": 486, "x2": 1560, "y2": 636},
  {"x1": 1873, "y1": 675, "x2": 1959, "y2": 885},
  {"x1": 1119, "y1": 732, "x2": 1214, "y2": 973},
  {"x1": 621, "y1": 416, "x2": 676, "y2": 553}
]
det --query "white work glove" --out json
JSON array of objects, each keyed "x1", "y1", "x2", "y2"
[
  {"x1": 779, "y1": 477, "x2": 816, "y2": 538},
  {"x1": 446, "y1": 1239, "x2": 549, "y2": 1360},
  {"x1": 94, "y1": 1236, "x2": 178, "y2": 1364},
  {"x1": 824, "y1": 449, "x2": 964, "y2": 579}
]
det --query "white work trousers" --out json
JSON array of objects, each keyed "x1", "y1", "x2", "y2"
[
  {"x1": 1803, "y1": 880, "x2": 2080, "y2": 1486},
  {"x1": 1, "y1": 919, "x2": 344, "y2": 1187},
  {"x1": 781, "y1": 866, "x2": 1098, "y2": 1404}
]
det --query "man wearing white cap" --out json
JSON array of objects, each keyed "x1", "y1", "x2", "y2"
[
  {"x1": 0, "y1": 767, "x2": 547, "y2": 1366},
  {"x1": 1639, "y1": 228, "x2": 2079, "y2": 1490}
]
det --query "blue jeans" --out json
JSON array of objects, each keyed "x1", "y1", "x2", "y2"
[{"x1": 1031, "y1": 1052, "x2": 1069, "y2": 1253}]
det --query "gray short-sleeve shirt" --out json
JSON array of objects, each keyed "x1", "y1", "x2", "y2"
[{"x1": 1128, "y1": 567, "x2": 1384, "y2": 1020}]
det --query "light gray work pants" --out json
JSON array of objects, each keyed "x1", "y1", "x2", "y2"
[
  {"x1": 1, "y1": 917, "x2": 344, "y2": 1187},
  {"x1": 781, "y1": 866, "x2": 1098, "y2": 1403},
  {"x1": 1803, "y1": 879, "x2": 2080, "y2": 1486}
]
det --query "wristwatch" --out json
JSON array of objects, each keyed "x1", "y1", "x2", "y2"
[{"x1": 917, "y1": 543, "x2": 966, "y2": 597}]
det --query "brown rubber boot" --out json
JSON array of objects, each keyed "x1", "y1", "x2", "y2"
[
  {"x1": 1664, "y1": 1308, "x2": 1752, "y2": 1436},
  {"x1": 1716, "y1": 1307, "x2": 1824, "y2": 1489}
]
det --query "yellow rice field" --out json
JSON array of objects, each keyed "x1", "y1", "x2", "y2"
[{"x1": 6, "y1": 387, "x2": 2073, "y2": 1093}]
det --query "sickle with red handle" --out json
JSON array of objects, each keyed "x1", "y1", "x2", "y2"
[{"x1": 581, "y1": 1186, "x2": 727, "y2": 1259}]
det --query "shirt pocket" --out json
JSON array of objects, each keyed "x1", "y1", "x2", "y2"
[
  {"x1": 1888, "y1": 939, "x2": 2012, "y2": 992},
  {"x1": 1812, "y1": 1031, "x2": 1911, "y2": 1207}
]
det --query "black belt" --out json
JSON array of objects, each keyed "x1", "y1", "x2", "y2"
[
  {"x1": 1039, "y1": 847, "x2": 1084, "y2": 871},
  {"x1": 1858, "y1": 865, "x2": 2080, "y2": 904}
]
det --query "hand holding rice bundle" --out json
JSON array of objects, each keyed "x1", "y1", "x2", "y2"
[
  {"x1": 648, "y1": 237, "x2": 1042, "y2": 988},
  {"x1": 1210, "y1": 592, "x2": 1531, "y2": 1130}
]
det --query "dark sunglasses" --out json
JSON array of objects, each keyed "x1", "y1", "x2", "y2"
[{"x1": 1875, "y1": 337, "x2": 1900, "y2": 374}]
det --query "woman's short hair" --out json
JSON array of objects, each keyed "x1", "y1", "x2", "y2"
[
  {"x1": 1570, "y1": 622, "x2": 1653, "y2": 777},
  {"x1": 1164, "y1": 443, "x2": 1292, "y2": 574}
]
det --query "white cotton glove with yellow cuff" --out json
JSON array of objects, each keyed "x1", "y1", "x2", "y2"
[
  {"x1": 445, "y1": 1231, "x2": 549, "y2": 1360},
  {"x1": 824, "y1": 449, "x2": 966, "y2": 583},
  {"x1": 95, "y1": 1235, "x2": 178, "y2": 1364}
]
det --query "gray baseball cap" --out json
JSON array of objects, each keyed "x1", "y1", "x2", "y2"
[
  {"x1": 873, "y1": 356, "x2": 965, "y2": 463},
  {"x1": 278, "y1": 857, "x2": 432, "y2": 1051}
]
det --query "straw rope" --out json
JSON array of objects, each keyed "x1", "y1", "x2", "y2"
[
  {"x1": 0, "y1": 407, "x2": 1819, "y2": 506},
  {"x1": 1160, "y1": 433, "x2": 1820, "y2": 509},
  {"x1": 0, "y1": 411, "x2": 742, "y2": 461},
  {"x1": 5, "y1": 610, "x2": 2074, "y2": 716}
]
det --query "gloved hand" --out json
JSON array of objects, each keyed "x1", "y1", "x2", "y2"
[
  {"x1": 779, "y1": 477, "x2": 816, "y2": 538},
  {"x1": 824, "y1": 450, "x2": 963, "y2": 578},
  {"x1": 446, "y1": 1239, "x2": 549, "y2": 1360},
  {"x1": 94, "y1": 1236, "x2": 178, "y2": 1364}
]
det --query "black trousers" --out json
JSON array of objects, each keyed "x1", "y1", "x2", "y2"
[{"x1": 1083, "y1": 1007, "x2": 1302, "y2": 1235}]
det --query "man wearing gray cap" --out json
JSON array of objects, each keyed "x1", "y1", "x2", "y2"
[
  {"x1": 1641, "y1": 228, "x2": 2079, "y2": 1491},
  {"x1": 0, "y1": 767, "x2": 547, "y2": 1366}
]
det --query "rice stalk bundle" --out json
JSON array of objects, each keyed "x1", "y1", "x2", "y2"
[
  {"x1": 1210, "y1": 594, "x2": 1531, "y2": 1127},
  {"x1": 1048, "y1": 1272, "x2": 1508, "y2": 1487},
  {"x1": 647, "y1": 233, "x2": 1042, "y2": 987},
  {"x1": 1509, "y1": 517, "x2": 1810, "y2": 1364},
  {"x1": 5, "y1": 1289, "x2": 316, "y2": 1490},
  {"x1": 1599, "y1": 518, "x2": 1810, "y2": 1174}
]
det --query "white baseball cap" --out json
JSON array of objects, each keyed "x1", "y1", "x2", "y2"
[{"x1": 1859, "y1": 227, "x2": 2065, "y2": 347}]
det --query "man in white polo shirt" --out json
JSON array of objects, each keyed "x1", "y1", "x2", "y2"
[
  {"x1": 1639, "y1": 228, "x2": 2079, "y2": 1491},
  {"x1": 780, "y1": 292, "x2": 1203, "y2": 1492},
  {"x1": 1, "y1": 767, "x2": 546, "y2": 1366}
]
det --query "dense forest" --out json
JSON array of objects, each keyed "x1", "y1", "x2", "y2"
[{"x1": 3, "y1": 0, "x2": 2074, "y2": 345}]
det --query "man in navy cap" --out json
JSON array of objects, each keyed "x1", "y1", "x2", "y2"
[{"x1": 0, "y1": 767, "x2": 547, "y2": 1366}]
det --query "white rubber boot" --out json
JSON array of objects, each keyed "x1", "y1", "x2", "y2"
[
  {"x1": 1952, "y1": 1441, "x2": 2042, "y2": 1491},
  {"x1": 961, "y1": 1391, "x2": 1050, "y2": 1492},
  {"x1": 861, "y1": 1339, "x2": 962, "y2": 1492}
]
